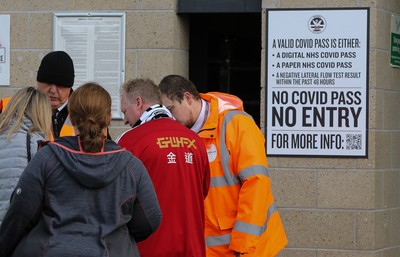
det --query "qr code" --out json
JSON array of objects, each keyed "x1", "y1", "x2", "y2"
[{"x1": 346, "y1": 134, "x2": 362, "y2": 150}]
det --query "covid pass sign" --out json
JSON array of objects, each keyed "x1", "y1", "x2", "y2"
[{"x1": 266, "y1": 8, "x2": 369, "y2": 157}]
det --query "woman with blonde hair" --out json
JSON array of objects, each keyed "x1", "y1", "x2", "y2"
[
  {"x1": 0, "y1": 82, "x2": 161, "y2": 257},
  {"x1": 0, "y1": 86, "x2": 52, "y2": 223}
]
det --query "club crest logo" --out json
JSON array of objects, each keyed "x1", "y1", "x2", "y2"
[{"x1": 308, "y1": 15, "x2": 326, "y2": 34}]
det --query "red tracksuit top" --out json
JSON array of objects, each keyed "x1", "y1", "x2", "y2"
[{"x1": 117, "y1": 118, "x2": 210, "y2": 257}]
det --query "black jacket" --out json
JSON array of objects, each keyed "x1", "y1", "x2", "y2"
[{"x1": 0, "y1": 136, "x2": 161, "y2": 257}]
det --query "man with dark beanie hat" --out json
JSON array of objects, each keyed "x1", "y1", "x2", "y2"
[
  {"x1": 36, "y1": 51, "x2": 75, "y2": 140},
  {"x1": 0, "y1": 51, "x2": 76, "y2": 140},
  {"x1": 37, "y1": 51, "x2": 75, "y2": 89},
  {"x1": 0, "y1": 50, "x2": 111, "y2": 140}
]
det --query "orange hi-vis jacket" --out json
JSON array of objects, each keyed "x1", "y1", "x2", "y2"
[
  {"x1": 0, "y1": 97, "x2": 11, "y2": 113},
  {"x1": 0, "y1": 96, "x2": 75, "y2": 141},
  {"x1": 199, "y1": 93, "x2": 287, "y2": 257},
  {"x1": 49, "y1": 116, "x2": 75, "y2": 141}
]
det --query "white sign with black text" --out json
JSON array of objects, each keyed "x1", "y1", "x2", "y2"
[
  {"x1": 0, "y1": 15, "x2": 10, "y2": 86},
  {"x1": 54, "y1": 13, "x2": 126, "y2": 119},
  {"x1": 266, "y1": 8, "x2": 369, "y2": 157}
]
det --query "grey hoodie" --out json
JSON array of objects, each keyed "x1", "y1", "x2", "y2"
[{"x1": 0, "y1": 136, "x2": 161, "y2": 257}]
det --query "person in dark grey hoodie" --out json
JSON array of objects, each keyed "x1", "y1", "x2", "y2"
[{"x1": 0, "y1": 82, "x2": 162, "y2": 257}]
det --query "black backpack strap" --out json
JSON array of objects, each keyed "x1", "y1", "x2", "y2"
[{"x1": 27, "y1": 132, "x2": 31, "y2": 163}]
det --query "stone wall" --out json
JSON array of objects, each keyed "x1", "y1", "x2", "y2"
[{"x1": 0, "y1": 0, "x2": 189, "y2": 139}]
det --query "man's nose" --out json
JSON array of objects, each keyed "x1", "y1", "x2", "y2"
[{"x1": 49, "y1": 85, "x2": 58, "y2": 92}]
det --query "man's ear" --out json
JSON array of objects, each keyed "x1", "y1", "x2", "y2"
[
  {"x1": 183, "y1": 92, "x2": 192, "y2": 103},
  {"x1": 136, "y1": 96, "x2": 142, "y2": 106}
]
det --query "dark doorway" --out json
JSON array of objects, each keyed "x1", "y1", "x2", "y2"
[{"x1": 188, "y1": 13, "x2": 262, "y2": 126}]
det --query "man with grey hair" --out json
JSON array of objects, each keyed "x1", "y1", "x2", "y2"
[{"x1": 116, "y1": 78, "x2": 210, "y2": 257}]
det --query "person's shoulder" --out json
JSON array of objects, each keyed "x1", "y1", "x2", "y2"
[
  {"x1": 37, "y1": 139, "x2": 51, "y2": 150},
  {"x1": 153, "y1": 117, "x2": 183, "y2": 127},
  {"x1": 30, "y1": 131, "x2": 46, "y2": 141},
  {"x1": 104, "y1": 138, "x2": 124, "y2": 151},
  {"x1": 160, "y1": 119, "x2": 205, "y2": 145},
  {"x1": 140, "y1": 118, "x2": 182, "y2": 132},
  {"x1": 153, "y1": 118, "x2": 200, "y2": 135},
  {"x1": 116, "y1": 127, "x2": 141, "y2": 145}
]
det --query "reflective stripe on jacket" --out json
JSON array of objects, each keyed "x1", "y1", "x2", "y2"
[{"x1": 199, "y1": 92, "x2": 287, "y2": 257}]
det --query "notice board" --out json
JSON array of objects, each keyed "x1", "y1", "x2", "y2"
[
  {"x1": 265, "y1": 8, "x2": 369, "y2": 157},
  {"x1": 54, "y1": 13, "x2": 125, "y2": 119}
]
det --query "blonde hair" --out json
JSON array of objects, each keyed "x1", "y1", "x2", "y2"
[
  {"x1": 68, "y1": 82, "x2": 111, "y2": 153},
  {"x1": 121, "y1": 78, "x2": 161, "y2": 104},
  {"x1": 0, "y1": 87, "x2": 52, "y2": 140}
]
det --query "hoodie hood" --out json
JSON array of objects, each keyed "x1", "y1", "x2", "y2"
[
  {"x1": 46, "y1": 136, "x2": 130, "y2": 189},
  {"x1": 201, "y1": 92, "x2": 244, "y2": 113}
]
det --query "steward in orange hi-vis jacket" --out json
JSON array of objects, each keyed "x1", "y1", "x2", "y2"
[{"x1": 199, "y1": 92, "x2": 287, "y2": 257}]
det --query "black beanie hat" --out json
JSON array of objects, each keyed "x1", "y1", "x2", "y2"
[{"x1": 37, "y1": 51, "x2": 75, "y2": 88}]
